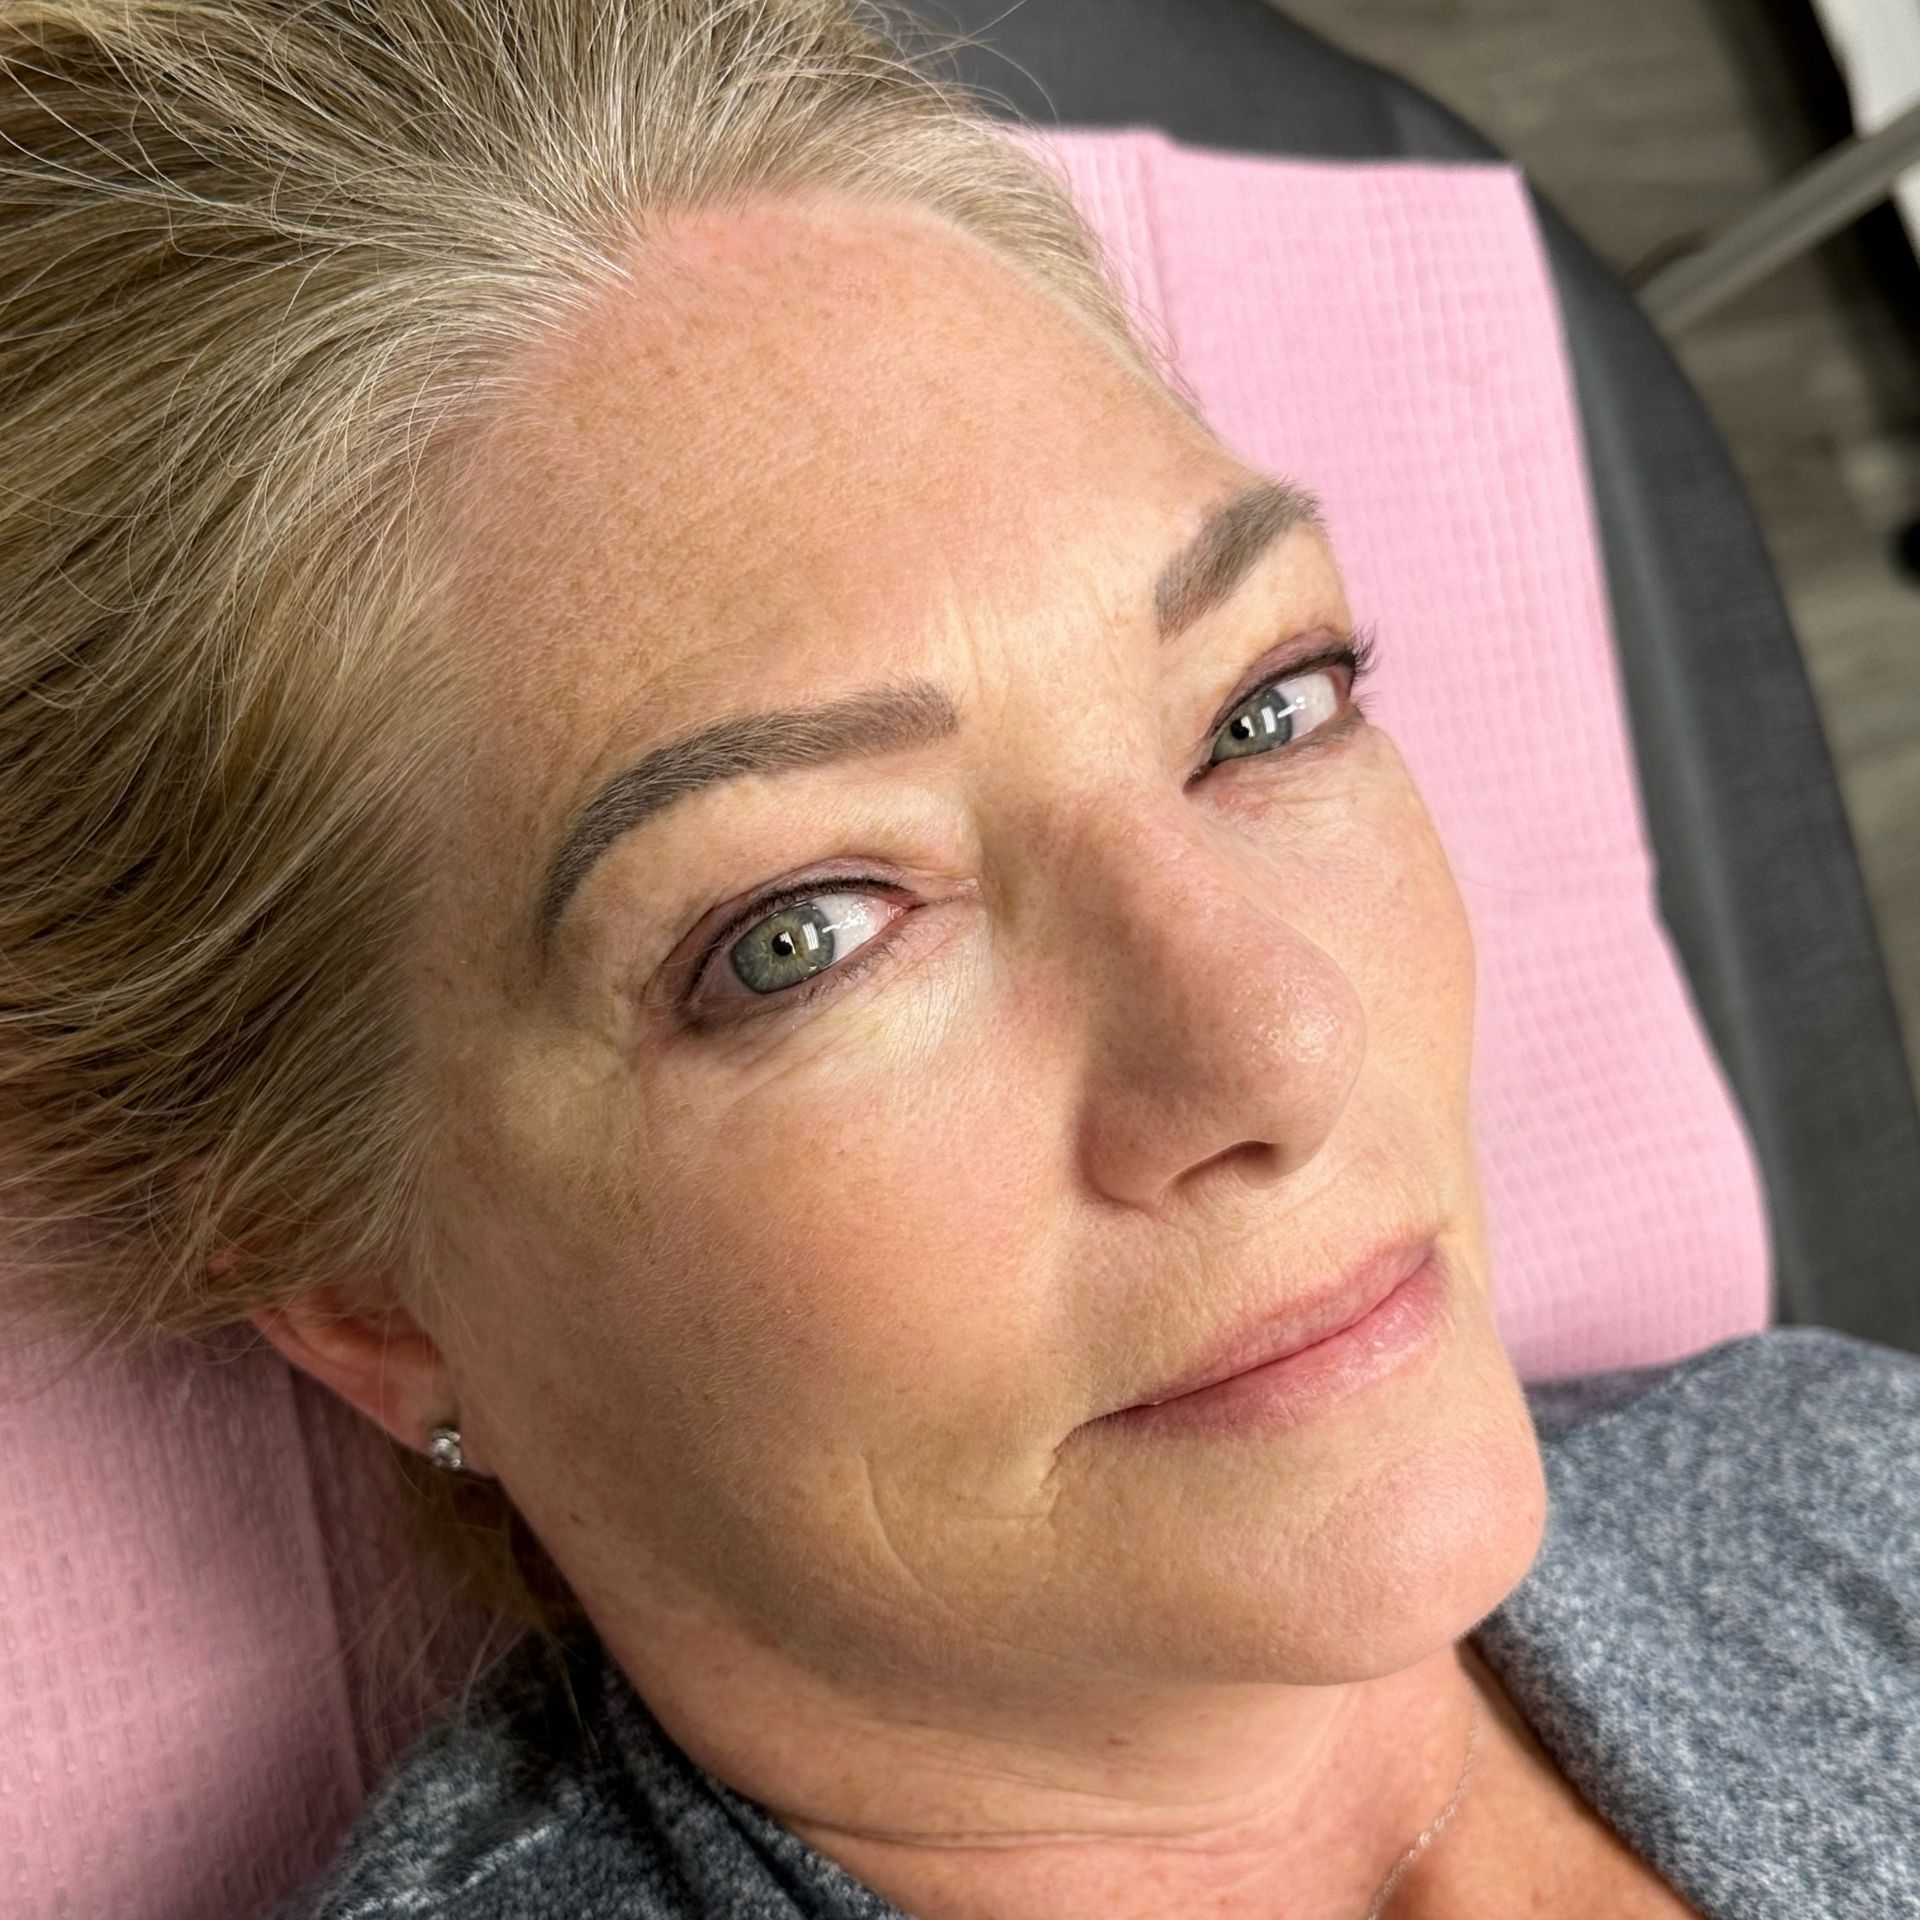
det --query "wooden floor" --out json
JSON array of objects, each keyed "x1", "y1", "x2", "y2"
[{"x1": 1266, "y1": 0, "x2": 1920, "y2": 1104}]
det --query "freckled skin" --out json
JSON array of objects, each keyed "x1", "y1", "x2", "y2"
[{"x1": 255, "y1": 191, "x2": 1557, "y2": 1920}]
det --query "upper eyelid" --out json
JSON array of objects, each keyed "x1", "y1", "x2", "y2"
[
  {"x1": 1246, "y1": 652, "x2": 1354, "y2": 706},
  {"x1": 1227, "y1": 634, "x2": 1371, "y2": 712}
]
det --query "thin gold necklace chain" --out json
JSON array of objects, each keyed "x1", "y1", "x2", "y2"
[{"x1": 1361, "y1": 1694, "x2": 1483, "y2": 1920}]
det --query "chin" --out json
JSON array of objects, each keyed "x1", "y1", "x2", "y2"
[{"x1": 985, "y1": 1374, "x2": 1550, "y2": 1693}]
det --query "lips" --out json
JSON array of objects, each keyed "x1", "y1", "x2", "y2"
[{"x1": 1119, "y1": 1234, "x2": 1438, "y2": 1411}]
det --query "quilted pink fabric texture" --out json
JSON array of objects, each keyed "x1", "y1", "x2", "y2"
[{"x1": 0, "y1": 127, "x2": 1773, "y2": 1920}]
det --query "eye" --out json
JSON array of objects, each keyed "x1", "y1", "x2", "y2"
[
  {"x1": 724, "y1": 890, "x2": 889, "y2": 995},
  {"x1": 1204, "y1": 662, "x2": 1346, "y2": 771},
  {"x1": 682, "y1": 879, "x2": 907, "y2": 1026}
]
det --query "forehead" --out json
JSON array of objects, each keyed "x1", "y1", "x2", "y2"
[
  {"x1": 445, "y1": 193, "x2": 1216, "y2": 660},
  {"x1": 423, "y1": 192, "x2": 1273, "y2": 955}
]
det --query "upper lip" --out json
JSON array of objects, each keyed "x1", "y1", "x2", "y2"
[{"x1": 1115, "y1": 1233, "x2": 1438, "y2": 1411}]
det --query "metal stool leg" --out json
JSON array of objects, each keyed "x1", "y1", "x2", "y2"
[{"x1": 1640, "y1": 98, "x2": 1920, "y2": 331}]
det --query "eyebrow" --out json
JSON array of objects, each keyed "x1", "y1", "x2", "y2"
[{"x1": 530, "y1": 474, "x2": 1321, "y2": 967}]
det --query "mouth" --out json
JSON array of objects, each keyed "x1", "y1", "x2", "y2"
[{"x1": 1116, "y1": 1233, "x2": 1440, "y2": 1413}]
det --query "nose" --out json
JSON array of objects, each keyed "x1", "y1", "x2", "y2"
[{"x1": 1064, "y1": 800, "x2": 1367, "y2": 1210}]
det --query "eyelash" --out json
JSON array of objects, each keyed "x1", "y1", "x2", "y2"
[{"x1": 680, "y1": 626, "x2": 1380, "y2": 1029}]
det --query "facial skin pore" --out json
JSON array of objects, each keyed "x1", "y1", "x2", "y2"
[{"x1": 256, "y1": 189, "x2": 1554, "y2": 1920}]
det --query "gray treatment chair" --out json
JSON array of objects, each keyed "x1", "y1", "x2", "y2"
[{"x1": 914, "y1": 0, "x2": 1920, "y2": 1356}]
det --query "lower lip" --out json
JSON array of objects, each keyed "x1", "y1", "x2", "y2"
[{"x1": 1104, "y1": 1253, "x2": 1452, "y2": 1437}]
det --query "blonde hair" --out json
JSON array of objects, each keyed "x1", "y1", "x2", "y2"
[{"x1": 0, "y1": 0, "x2": 1177, "y2": 1637}]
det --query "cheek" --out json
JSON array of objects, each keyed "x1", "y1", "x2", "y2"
[
  {"x1": 1321, "y1": 759, "x2": 1477, "y2": 1118},
  {"x1": 1219, "y1": 730, "x2": 1475, "y2": 1116},
  {"x1": 655, "y1": 992, "x2": 1068, "y2": 1443}
]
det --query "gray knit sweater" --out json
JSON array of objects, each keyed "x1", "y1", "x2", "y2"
[{"x1": 265, "y1": 1326, "x2": 1920, "y2": 1918}]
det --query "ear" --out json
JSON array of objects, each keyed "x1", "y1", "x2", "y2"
[{"x1": 248, "y1": 1278, "x2": 494, "y2": 1480}]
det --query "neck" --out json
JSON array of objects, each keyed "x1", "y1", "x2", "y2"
[{"x1": 602, "y1": 1613, "x2": 1499, "y2": 1920}]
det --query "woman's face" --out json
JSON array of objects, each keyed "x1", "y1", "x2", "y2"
[{"x1": 401, "y1": 191, "x2": 1545, "y2": 1757}]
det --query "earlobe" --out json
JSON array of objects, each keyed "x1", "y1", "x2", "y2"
[
  {"x1": 177, "y1": 1146, "x2": 493, "y2": 1478},
  {"x1": 249, "y1": 1285, "x2": 485, "y2": 1474}
]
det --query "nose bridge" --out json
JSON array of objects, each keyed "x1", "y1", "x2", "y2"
[
  {"x1": 1054, "y1": 784, "x2": 1368, "y2": 1202},
  {"x1": 1092, "y1": 800, "x2": 1355, "y2": 1056}
]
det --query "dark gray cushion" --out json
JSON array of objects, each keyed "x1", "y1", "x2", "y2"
[{"x1": 913, "y1": 0, "x2": 1920, "y2": 1353}]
